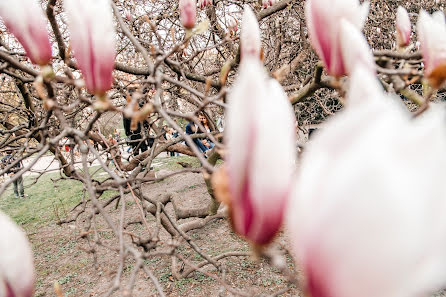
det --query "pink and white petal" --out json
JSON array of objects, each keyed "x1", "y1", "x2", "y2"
[
  {"x1": 241, "y1": 6, "x2": 261, "y2": 58},
  {"x1": 305, "y1": 0, "x2": 333, "y2": 70},
  {"x1": 0, "y1": 211, "x2": 34, "y2": 297},
  {"x1": 226, "y1": 59, "x2": 267, "y2": 201},
  {"x1": 396, "y1": 6, "x2": 411, "y2": 46},
  {"x1": 339, "y1": 20, "x2": 375, "y2": 76},
  {"x1": 0, "y1": 0, "x2": 51, "y2": 65},
  {"x1": 248, "y1": 79, "x2": 296, "y2": 243},
  {"x1": 346, "y1": 66, "x2": 383, "y2": 106}
]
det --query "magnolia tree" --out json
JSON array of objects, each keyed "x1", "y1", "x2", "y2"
[{"x1": 1, "y1": 0, "x2": 446, "y2": 296}]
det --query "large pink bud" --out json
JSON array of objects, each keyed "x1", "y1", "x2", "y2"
[
  {"x1": 64, "y1": 0, "x2": 116, "y2": 96},
  {"x1": 305, "y1": 0, "x2": 369, "y2": 76},
  {"x1": 417, "y1": 10, "x2": 446, "y2": 89},
  {"x1": 223, "y1": 56, "x2": 297, "y2": 246},
  {"x1": 179, "y1": 0, "x2": 196, "y2": 29},
  {"x1": 288, "y1": 66, "x2": 446, "y2": 297},
  {"x1": 0, "y1": 211, "x2": 35, "y2": 297},
  {"x1": 240, "y1": 6, "x2": 261, "y2": 59},
  {"x1": 396, "y1": 6, "x2": 411, "y2": 48},
  {"x1": 0, "y1": 0, "x2": 52, "y2": 66}
]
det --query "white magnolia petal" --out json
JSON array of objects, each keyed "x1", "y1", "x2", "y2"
[
  {"x1": 288, "y1": 79, "x2": 446, "y2": 297},
  {"x1": 241, "y1": 5, "x2": 261, "y2": 58},
  {"x1": 64, "y1": 0, "x2": 116, "y2": 95},
  {"x1": 305, "y1": 0, "x2": 369, "y2": 76},
  {"x1": 339, "y1": 19, "x2": 376, "y2": 76},
  {"x1": 0, "y1": 0, "x2": 52, "y2": 65},
  {"x1": 0, "y1": 211, "x2": 35, "y2": 297},
  {"x1": 226, "y1": 57, "x2": 296, "y2": 244},
  {"x1": 248, "y1": 79, "x2": 296, "y2": 240},
  {"x1": 396, "y1": 6, "x2": 411, "y2": 46},
  {"x1": 226, "y1": 58, "x2": 268, "y2": 197},
  {"x1": 357, "y1": 1, "x2": 370, "y2": 29},
  {"x1": 347, "y1": 66, "x2": 383, "y2": 106}
]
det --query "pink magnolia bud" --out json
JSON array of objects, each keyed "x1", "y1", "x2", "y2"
[
  {"x1": 240, "y1": 6, "x2": 261, "y2": 59},
  {"x1": 396, "y1": 6, "x2": 411, "y2": 47},
  {"x1": 198, "y1": 0, "x2": 212, "y2": 9},
  {"x1": 125, "y1": 9, "x2": 133, "y2": 22},
  {"x1": 339, "y1": 19, "x2": 376, "y2": 75},
  {"x1": 179, "y1": 0, "x2": 196, "y2": 29},
  {"x1": 417, "y1": 10, "x2": 446, "y2": 89},
  {"x1": 227, "y1": 16, "x2": 238, "y2": 35},
  {"x1": 0, "y1": 0, "x2": 52, "y2": 65},
  {"x1": 262, "y1": 0, "x2": 276, "y2": 9},
  {"x1": 225, "y1": 57, "x2": 297, "y2": 246},
  {"x1": 0, "y1": 211, "x2": 35, "y2": 297},
  {"x1": 305, "y1": 0, "x2": 370, "y2": 76},
  {"x1": 64, "y1": 0, "x2": 116, "y2": 96},
  {"x1": 288, "y1": 66, "x2": 446, "y2": 297}
]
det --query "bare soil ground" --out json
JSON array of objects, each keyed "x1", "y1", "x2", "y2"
[{"x1": 24, "y1": 169, "x2": 300, "y2": 296}]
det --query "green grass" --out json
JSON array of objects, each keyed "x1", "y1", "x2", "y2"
[
  {"x1": 0, "y1": 156, "x2": 212, "y2": 228},
  {"x1": 0, "y1": 166, "x2": 117, "y2": 228},
  {"x1": 152, "y1": 155, "x2": 201, "y2": 171}
]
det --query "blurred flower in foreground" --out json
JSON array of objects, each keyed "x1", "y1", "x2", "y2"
[
  {"x1": 339, "y1": 19, "x2": 376, "y2": 75},
  {"x1": 417, "y1": 10, "x2": 446, "y2": 89},
  {"x1": 262, "y1": 0, "x2": 276, "y2": 9},
  {"x1": 0, "y1": 211, "x2": 35, "y2": 297},
  {"x1": 179, "y1": 0, "x2": 196, "y2": 29},
  {"x1": 396, "y1": 6, "x2": 411, "y2": 48},
  {"x1": 0, "y1": 0, "x2": 52, "y2": 65},
  {"x1": 305, "y1": 0, "x2": 369, "y2": 76},
  {"x1": 198, "y1": 0, "x2": 212, "y2": 9},
  {"x1": 240, "y1": 5, "x2": 261, "y2": 59},
  {"x1": 214, "y1": 6, "x2": 296, "y2": 247},
  {"x1": 64, "y1": 0, "x2": 116, "y2": 96},
  {"x1": 288, "y1": 66, "x2": 446, "y2": 297}
]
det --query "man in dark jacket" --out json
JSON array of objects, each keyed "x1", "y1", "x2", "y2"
[{"x1": 123, "y1": 117, "x2": 154, "y2": 156}]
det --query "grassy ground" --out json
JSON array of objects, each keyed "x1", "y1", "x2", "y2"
[
  {"x1": 0, "y1": 156, "x2": 202, "y2": 228},
  {"x1": 1, "y1": 171, "x2": 85, "y2": 228}
]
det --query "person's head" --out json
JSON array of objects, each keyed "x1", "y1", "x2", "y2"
[{"x1": 198, "y1": 113, "x2": 207, "y2": 124}]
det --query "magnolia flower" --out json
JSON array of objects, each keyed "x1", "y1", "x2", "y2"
[
  {"x1": 417, "y1": 10, "x2": 446, "y2": 88},
  {"x1": 396, "y1": 6, "x2": 411, "y2": 47},
  {"x1": 262, "y1": 0, "x2": 276, "y2": 9},
  {"x1": 224, "y1": 58, "x2": 296, "y2": 245},
  {"x1": 288, "y1": 66, "x2": 446, "y2": 297},
  {"x1": 179, "y1": 0, "x2": 196, "y2": 29},
  {"x1": 339, "y1": 19, "x2": 376, "y2": 75},
  {"x1": 0, "y1": 0, "x2": 52, "y2": 65},
  {"x1": 240, "y1": 6, "x2": 261, "y2": 59},
  {"x1": 0, "y1": 211, "x2": 35, "y2": 297},
  {"x1": 305, "y1": 0, "x2": 369, "y2": 76},
  {"x1": 221, "y1": 6, "x2": 296, "y2": 245},
  {"x1": 64, "y1": 0, "x2": 116, "y2": 96},
  {"x1": 198, "y1": 0, "x2": 212, "y2": 9}
]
